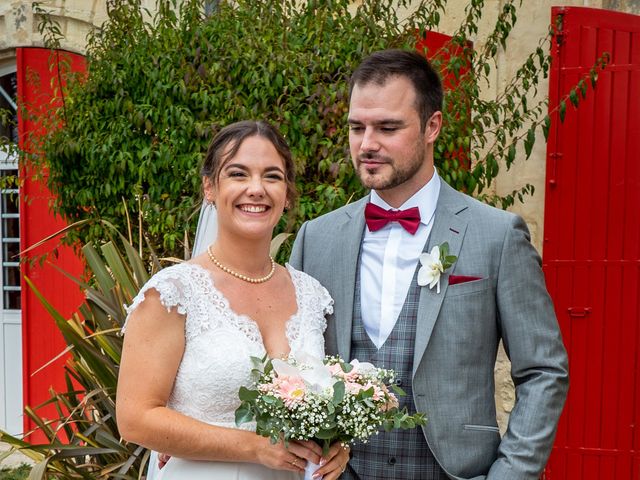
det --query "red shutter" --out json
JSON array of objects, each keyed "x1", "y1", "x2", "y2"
[
  {"x1": 17, "y1": 47, "x2": 86, "y2": 439},
  {"x1": 416, "y1": 30, "x2": 473, "y2": 170},
  {"x1": 543, "y1": 7, "x2": 640, "y2": 480}
]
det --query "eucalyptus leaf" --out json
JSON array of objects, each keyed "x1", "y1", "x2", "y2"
[
  {"x1": 332, "y1": 381, "x2": 346, "y2": 405},
  {"x1": 391, "y1": 384, "x2": 407, "y2": 396},
  {"x1": 235, "y1": 407, "x2": 254, "y2": 426},
  {"x1": 238, "y1": 387, "x2": 259, "y2": 402}
]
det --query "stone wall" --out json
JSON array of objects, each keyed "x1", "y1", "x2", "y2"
[{"x1": 604, "y1": 0, "x2": 640, "y2": 14}]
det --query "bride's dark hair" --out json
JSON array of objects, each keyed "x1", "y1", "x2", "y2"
[{"x1": 201, "y1": 120, "x2": 298, "y2": 210}]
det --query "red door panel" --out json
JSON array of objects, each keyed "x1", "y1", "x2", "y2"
[
  {"x1": 17, "y1": 47, "x2": 85, "y2": 439},
  {"x1": 543, "y1": 7, "x2": 640, "y2": 480}
]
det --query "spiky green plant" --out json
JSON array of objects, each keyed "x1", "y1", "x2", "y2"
[
  {"x1": 0, "y1": 225, "x2": 158, "y2": 479},
  {"x1": 0, "y1": 220, "x2": 295, "y2": 479}
]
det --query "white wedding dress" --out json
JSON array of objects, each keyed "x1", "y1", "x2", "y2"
[{"x1": 124, "y1": 262, "x2": 332, "y2": 479}]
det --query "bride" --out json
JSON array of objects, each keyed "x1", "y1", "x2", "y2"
[{"x1": 116, "y1": 120, "x2": 349, "y2": 479}]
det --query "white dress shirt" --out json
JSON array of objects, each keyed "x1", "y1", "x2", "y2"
[{"x1": 360, "y1": 172, "x2": 441, "y2": 348}]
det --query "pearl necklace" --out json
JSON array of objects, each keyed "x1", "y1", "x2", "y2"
[{"x1": 207, "y1": 245, "x2": 275, "y2": 284}]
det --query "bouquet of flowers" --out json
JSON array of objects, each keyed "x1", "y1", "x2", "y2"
[{"x1": 235, "y1": 352, "x2": 426, "y2": 478}]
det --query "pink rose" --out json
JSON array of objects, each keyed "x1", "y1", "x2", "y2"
[
  {"x1": 328, "y1": 363, "x2": 345, "y2": 378},
  {"x1": 345, "y1": 381, "x2": 364, "y2": 395},
  {"x1": 382, "y1": 392, "x2": 399, "y2": 411}
]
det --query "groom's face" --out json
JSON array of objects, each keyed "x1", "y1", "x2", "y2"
[{"x1": 348, "y1": 75, "x2": 440, "y2": 207}]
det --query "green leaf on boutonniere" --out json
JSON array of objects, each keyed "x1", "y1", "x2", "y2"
[{"x1": 438, "y1": 241, "x2": 458, "y2": 270}]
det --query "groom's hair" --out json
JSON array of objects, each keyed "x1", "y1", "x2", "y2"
[
  {"x1": 350, "y1": 49, "x2": 443, "y2": 132},
  {"x1": 201, "y1": 120, "x2": 298, "y2": 210}
]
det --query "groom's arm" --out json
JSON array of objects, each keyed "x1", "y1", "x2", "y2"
[{"x1": 488, "y1": 214, "x2": 569, "y2": 480}]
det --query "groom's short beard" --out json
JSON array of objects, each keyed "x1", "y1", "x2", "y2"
[{"x1": 356, "y1": 141, "x2": 426, "y2": 191}]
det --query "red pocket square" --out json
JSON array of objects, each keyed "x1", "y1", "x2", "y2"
[{"x1": 449, "y1": 275, "x2": 483, "y2": 286}]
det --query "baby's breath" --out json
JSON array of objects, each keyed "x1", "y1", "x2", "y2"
[{"x1": 235, "y1": 355, "x2": 426, "y2": 454}]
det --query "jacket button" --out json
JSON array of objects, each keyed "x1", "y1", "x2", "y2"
[
  {"x1": 388, "y1": 457, "x2": 397, "y2": 465},
  {"x1": 395, "y1": 378, "x2": 403, "y2": 386}
]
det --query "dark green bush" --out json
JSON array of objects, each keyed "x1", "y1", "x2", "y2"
[
  {"x1": 24, "y1": 0, "x2": 608, "y2": 262},
  {"x1": 29, "y1": 0, "x2": 574, "y2": 261}
]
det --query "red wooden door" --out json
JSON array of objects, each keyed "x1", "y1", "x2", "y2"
[
  {"x1": 543, "y1": 7, "x2": 640, "y2": 480},
  {"x1": 17, "y1": 47, "x2": 85, "y2": 438}
]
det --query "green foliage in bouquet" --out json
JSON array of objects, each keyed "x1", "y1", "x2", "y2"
[
  {"x1": 0, "y1": 223, "x2": 159, "y2": 479},
  {"x1": 235, "y1": 355, "x2": 426, "y2": 455},
  {"x1": 7, "y1": 0, "x2": 605, "y2": 262}
]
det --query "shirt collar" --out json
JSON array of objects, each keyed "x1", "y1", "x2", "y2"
[{"x1": 369, "y1": 170, "x2": 441, "y2": 227}]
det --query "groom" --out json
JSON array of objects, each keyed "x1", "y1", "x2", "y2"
[{"x1": 290, "y1": 49, "x2": 568, "y2": 479}]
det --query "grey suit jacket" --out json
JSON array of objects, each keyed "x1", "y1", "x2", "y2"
[{"x1": 290, "y1": 182, "x2": 569, "y2": 480}]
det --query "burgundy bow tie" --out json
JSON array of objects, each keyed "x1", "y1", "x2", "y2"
[{"x1": 364, "y1": 203, "x2": 421, "y2": 234}]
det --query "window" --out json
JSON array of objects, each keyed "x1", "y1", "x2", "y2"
[
  {"x1": 0, "y1": 168, "x2": 19, "y2": 310},
  {"x1": 0, "y1": 61, "x2": 22, "y2": 435},
  {"x1": 0, "y1": 68, "x2": 20, "y2": 311}
]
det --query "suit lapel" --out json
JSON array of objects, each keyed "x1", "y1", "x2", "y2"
[
  {"x1": 333, "y1": 197, "x2": 367, "y2": 361},
  {"x1": 413, "y1": 182, "x2": 469, "y2": 376}
]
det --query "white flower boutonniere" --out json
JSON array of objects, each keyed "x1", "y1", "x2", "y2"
[{"x1": 418, "y1": 242, "x2": 458, "y2": 293}]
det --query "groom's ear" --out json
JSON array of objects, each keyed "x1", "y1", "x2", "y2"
[{"x1": 424, "y1": 111, "x2": 442, "y2": 144}]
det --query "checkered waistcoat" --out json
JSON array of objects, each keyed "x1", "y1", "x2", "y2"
[{"x1": 342, "y1": 267, "x2": 448, "y2": 480}]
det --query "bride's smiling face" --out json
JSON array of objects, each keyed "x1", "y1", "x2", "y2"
[{"x1": 204, "y1": 135, "x2": 288, "y2": 240}]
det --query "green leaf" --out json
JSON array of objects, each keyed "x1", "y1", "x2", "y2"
[
  {"x1": 27, "y1": 457, "x2": 50, "y2": 480},
  {"x1": 506, "y1": 143, "x2": 516, "y2": 166},
  {"x1": 569, "y1": 89, "x2": 579, "y2": 107},
  {"x1": 270, "y1": 232, "x2": 292, "y2": 258},
  {"x1": 235, "y1": 406, "x2": 254, "y2": 426},
  {"x1": 524, "y1": 126, "x2": 535, "y2": 159},
  {"x1": 542, "y1": 115, "x2": 551, "y2": 141},
  {"x1": 340, "y1": 361, "x2": 353, "y2": 373},
  {"x1": 238, "y1": 386, "x2": 259, "y2": 402},
  {"x1": 382, "y1": 419, "x2": 395, "y2": 432},
  {"x1": 315, "y1": 428, "x2": 338, "y2": 440},
  {"x1": 578, "y1": 79, "x2": 588, "y2": 99},
  {"x1": 332, "y1": 381, "x2": 345, "y2": 405},
  {"x1": 559, "y1": 100, "x2": 567, "y2": 122},
  {"x1": 359, "y1": 386, "x2": 374, "y2": 399},
  {"x1": 82, "y1": 243, "x2": 115, "y2": 293},
  {"x1": 391, "y1": 383, "x2": 407, "y2": 396},
  {"x1": 101, "y1": 241, "x2": 137, "y2": 299}
]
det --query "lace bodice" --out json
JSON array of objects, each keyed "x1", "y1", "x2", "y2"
[{"x1": 124, "y1": 263, "x2": 332, "y2": 430}]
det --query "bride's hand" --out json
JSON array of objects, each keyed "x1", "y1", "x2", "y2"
[
  {"x1": 255, "y1": 437, "x2": 322, "y2": 473},
  {"x1": 309, "y1": 442, "x2": 350, "y2": 480}
]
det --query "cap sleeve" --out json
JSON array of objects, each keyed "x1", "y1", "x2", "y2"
[
  {"x1": 319, "y1": 284, "x2": 334, "y2": 317},
  {"x1": 286, "y1": 264, "x2": 334, "y2": 318},
  {"x1": 122, "y1": 265, "x2": 191, "y2": 333}
]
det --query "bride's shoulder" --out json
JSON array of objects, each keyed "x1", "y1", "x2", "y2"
[
  {"x1": 144, "y1": 262, "x2": 212, "y2": 287},
  {"x1": 127, "y1": 263, "x2": 209, "y2": 314}
]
